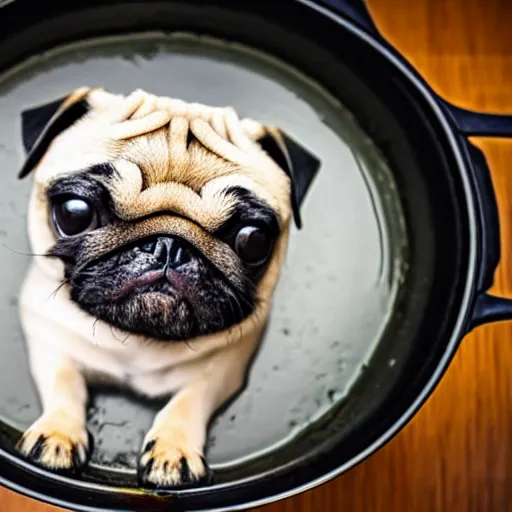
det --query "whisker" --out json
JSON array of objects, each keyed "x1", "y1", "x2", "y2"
[
  {"x1": 109, "y1": 324, "x2": 120, "y2": 341},
  {"x1": 229, "y1": 291, "x2": 244, "y2": 323},
  {"x1": 48, "y1": 279, "x2": 69, "y2": 300},
  {"x1": 184, "y1": 339, "x2": 197, "y2": 351},
  {"x1": 226, "y1": 298, "x2": 238, "y2": 324},
  {"x1": 0, "y1": 243, "x2": 49, "y2": 258},
  {"x1": 92, "y1": 318, "x2": 100, "y2": 340},
  {"x1": 237, "y1": 289, "x2": 255, "y2": 309},
  {"x1": 77, "y1": 270, "x2": 99, "y2": 278},
  {"x1": 109, "y1": 324, "x2": 130, "y2": 345},
  {"x1": 238, "y1": 321, "x2": 244, "y2": 345},
  {"x1": 182, "y1": 299, "x2": 198, "y2": 351}
]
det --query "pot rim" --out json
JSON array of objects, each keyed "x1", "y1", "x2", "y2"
[{"x1": 0, "y1": 0, "x2": 480, "y2": 510}]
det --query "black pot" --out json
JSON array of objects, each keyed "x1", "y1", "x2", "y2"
[{"x1": 1, "y1": 1, "x2": 512, "y2": 511}]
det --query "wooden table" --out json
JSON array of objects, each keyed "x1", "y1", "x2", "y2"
[{"x1": 2, "y1": 0, "x2": 512, "y2": 510}]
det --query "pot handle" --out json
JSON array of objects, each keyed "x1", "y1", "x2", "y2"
[
  {"x1": 317, "y1": 0, "x2": 380, "y2": 34},
  {"x1": 471, "y1": 294, "x2": 512, "y2": 329},
  {"x1": 441, "y1": 99, "x2": 512, "y2": 329},
  {"x1": 441, "y1": 100, "x2": 512, "y2": 137}
]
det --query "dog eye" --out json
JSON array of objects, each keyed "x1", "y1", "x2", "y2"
[
  {"x1": 52, "y1": 198, "x2": 99, "y2": 237},
  {"x1": 234, "y1": 226, "x2": 273, "y2": 266}
]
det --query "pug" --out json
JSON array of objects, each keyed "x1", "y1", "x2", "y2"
[{"x1": 14, "y1": 87, "x2": 319, "y2": 488}]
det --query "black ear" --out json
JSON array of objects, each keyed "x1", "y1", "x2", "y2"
[
  {"x1": 257, "y1": 128, "x2": 320, "y2": 229},
  {"x1": 19, "y1": 88, "x2": 91, "y2": 179}
]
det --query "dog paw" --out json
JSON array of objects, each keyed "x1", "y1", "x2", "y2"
[
  {"x1": 16, "y1": 412, "x2": 89, "y2": 473},
  {"x1": 138, "y1": 432, "x2": 212, "y2": 489}
]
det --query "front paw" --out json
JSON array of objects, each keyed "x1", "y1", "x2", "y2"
[
  {"x1": 16, "y1": 412, "x2": 90, "y2": 473},
  {"x1": 138, "y1": 431, "x2": 212, "y2": 489}
]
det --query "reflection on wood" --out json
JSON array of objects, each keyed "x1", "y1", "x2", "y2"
[{"x1": 2, "y1": 0, "x2": 512, "y2": 510}]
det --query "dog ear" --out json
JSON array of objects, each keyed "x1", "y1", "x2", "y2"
[
  {"x1": 18, "y1": 87, "x2": 92, "y2": 179},
  {"x1": 256, "y1": 127, "x2": 320, "y2": 229}
]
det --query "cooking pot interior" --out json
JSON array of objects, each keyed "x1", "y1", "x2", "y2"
[{"x1": 0, "y1": 1, "x2": 471, "y2": 501}]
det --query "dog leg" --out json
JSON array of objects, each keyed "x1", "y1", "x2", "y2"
[
  {"x1": 17, "y1": 340, "x2": 89, "y2": 472},
  {"x1": 138, "y1": 332, "x2": 260, "y2": 488}
]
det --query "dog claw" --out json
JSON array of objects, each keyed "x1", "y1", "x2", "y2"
[
  {"x1": 17, "y1": 413, "x2": 90, "y2": 473},
  {"x1": 138, "y1": 435, "x2": 212, "y2": 489}
]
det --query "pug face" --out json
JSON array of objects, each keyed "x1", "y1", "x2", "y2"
[{"x1": 21, "y1": 88, "x2": 319, "y2": 342}]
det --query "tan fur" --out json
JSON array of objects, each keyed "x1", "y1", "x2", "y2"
[
  {"x1": 19, "y1": 88, "x2": 294, "y2": 487},
  {"x1": 16, "y1": 343, "x2": 88, "y2": 470}
]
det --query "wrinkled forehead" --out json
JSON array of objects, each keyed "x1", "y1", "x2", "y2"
[{"x1": 33, "y1": 89, "x2": 291, "y2": 214}]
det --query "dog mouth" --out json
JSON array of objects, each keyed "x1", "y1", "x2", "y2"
[
  {"x1": 72, "y1": 234, "x2": 203, "y2": 304},
  {"x1": 110, "y1": 267, "x2": 193, "y2": 301},
  {"x1": 67, "y1": 234, "x2": 257, "y2": 341}
]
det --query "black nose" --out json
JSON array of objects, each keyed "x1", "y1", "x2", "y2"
[{"x1": 141, "y1": 236, "x2": 192, "y2": 269}]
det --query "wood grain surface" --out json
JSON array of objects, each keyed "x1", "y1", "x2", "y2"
[{"x1": 2, "y1": 0, "x2": 512, "y2": 510}]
